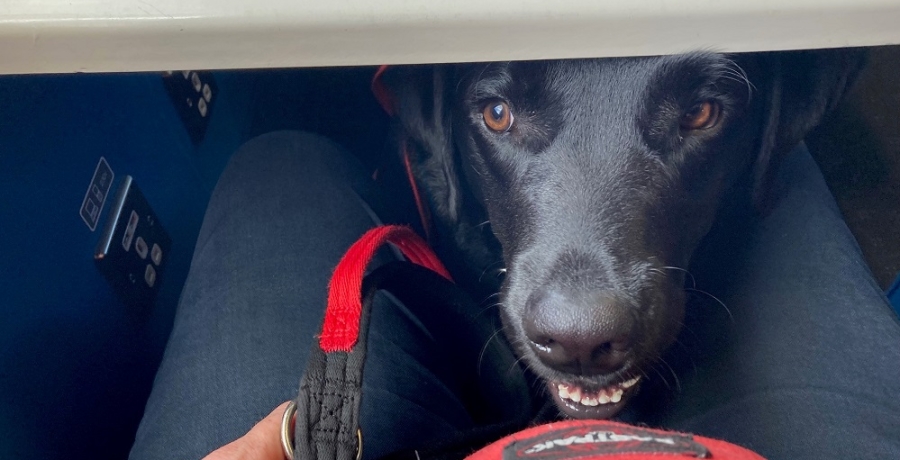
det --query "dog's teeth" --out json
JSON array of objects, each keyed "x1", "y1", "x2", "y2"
[
  {"x1": 568, "y1": 387, "x2": 582, "y2": 403},
  {"x1": 611, "y1": 389, "x2": 623, "y2": 403},
  {"x1": 598, "y1": 390, "x2": 611, "y2": 404},
  {"x1": 557, "y1": 378, "x2": 636, "y2": 407}
]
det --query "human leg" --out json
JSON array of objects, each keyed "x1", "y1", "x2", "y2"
[
  {"x1": 129, "y1": 131, "x2": 529, "y2": 460},
  {"x1": 653, "y1": 144, "x2": 900, "y2": 458}
]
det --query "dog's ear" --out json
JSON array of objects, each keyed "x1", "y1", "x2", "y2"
[
  {"x1": 378, "y1": 65, "x2": 464, "y2": 227},
  {"x1": 749, "y1": 48, "x2": 867, "y2": 212},
  {"x1": 377, "y1": 65, "x2": 504, "y2": 296}
]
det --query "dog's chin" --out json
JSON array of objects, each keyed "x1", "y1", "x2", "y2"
[{"x1": 546, "y1": 376, "x2": 642, "y2": 420}]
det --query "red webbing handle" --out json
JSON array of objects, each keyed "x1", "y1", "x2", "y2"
[{"x1": 320, "y1": 225, "x2": 451, "y2": 352}]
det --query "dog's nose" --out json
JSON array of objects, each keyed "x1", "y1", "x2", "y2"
[{"x1": 523, "y1": 288, "x2": 634, "y2": 375}]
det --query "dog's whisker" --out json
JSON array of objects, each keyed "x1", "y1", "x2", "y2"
[
  {"x1": 639, "y1": 369, "x2": 652, "y2": 382},
  {"x1": 658, "y1": 358, "x2": 682, "y2": 393},
  {"x1": 478, "y1": 328, "x2": 506, "y2": 375},
  {"x1": 480, "y1": 291, "x2": 501, "y2": 304},
  {"x1": 670, "y1": 338, "x2": 701, "y2": 380},
  {"x1": 476, "y1": 220, "x2": 491, "y2": 229},
  {"x1": 648, "y1": 365, "x2": 674, "y2": 392},
  {"x1": 637, "y1": 368, "x2": 655, "y2": 392},
  {"x1": 474, "y1": 302, "x2": 503, "y2": 320},
  {"x1": 721, "y1": 70, "x2": 749, "y2": 87},
  {"x1": 660, "y1": 265, "x2": 697, "y2": 289},
  {"x1": 734, "y1": 64, "x2": 756, "y2": 92},
  {"x1": 676, "y1": 320, "x2": 702, "y2": 347},
  {"x1": 508, "y1": 354, "x2": 531, "y2": 376},
  {"x1": 478, "y1": 260, "x2": 506, "y2": 283},
  {"x1": 647, "y1": 267, "x2": 666, "y2": 281},
  {"x1": 670, "y1": 336, "x2": 693, "y2": 355},
  {"x1": 722, "y1": 58, "x2": 756, "y2": 98},
  {"x1": 685, "y1": 287, "x2": 735, "y2": 323}
]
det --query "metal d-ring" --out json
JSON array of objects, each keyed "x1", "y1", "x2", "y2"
[
  {"x1": 280, "y1": 400, "x2": 297, "y2": 460},
  {"x1": 280, "y1": 400, "x2": 362, "y2": 460}
]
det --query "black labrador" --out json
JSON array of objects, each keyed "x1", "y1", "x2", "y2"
[{"x1": 379, "y1": 49, "x2": 864, "y2": 419}]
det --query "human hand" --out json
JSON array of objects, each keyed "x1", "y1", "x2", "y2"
[{"x1": 202, "y1": 401, "x2": 290, "y2": 460}]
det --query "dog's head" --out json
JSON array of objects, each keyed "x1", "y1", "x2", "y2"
[{"x1": 381, "y1": 50, "x2": 863, "y2": 419}]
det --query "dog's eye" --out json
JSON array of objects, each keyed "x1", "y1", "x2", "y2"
[
  {"x1": 482, "y1": 101, "x2": 514, "y2": 133},
  {"x1": 679, "y1": 101, "x2": 721, "y2": 131}
]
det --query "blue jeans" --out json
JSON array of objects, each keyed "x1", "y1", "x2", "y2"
[{"x1": 130, "y1": 131, "x2": 900, "y2": 459}]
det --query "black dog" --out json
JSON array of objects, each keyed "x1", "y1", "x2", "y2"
[{"x1": 380, "y1": 49, "x2": 863, "y2": 420}]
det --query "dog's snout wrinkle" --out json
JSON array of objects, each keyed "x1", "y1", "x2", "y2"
[{"x1": 524, "y1": 287, "x2": 634, "y2": 376}]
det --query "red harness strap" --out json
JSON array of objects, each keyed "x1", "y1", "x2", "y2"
[
  {"x1": 318, "y1": 69, "x2": 446, "y2": 353},
  {"x1": 371, "y1": 65, "x2": 395, "y2": 116},
  {"x1": 401, "y1": 143, "x2": 434, "y2": 242},
  {"x1": 320, "y1": 225, "x2": 452, "y2": 353}
]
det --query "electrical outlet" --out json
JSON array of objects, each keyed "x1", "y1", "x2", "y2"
[
  {"x1": 95, "y1": 176, "x2": 172, "y2": 310},
  {"x1": 162, "y1": 70, "x2": 217, "y2": 145}
]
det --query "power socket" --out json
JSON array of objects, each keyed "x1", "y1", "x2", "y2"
[
  {"x1": 162, "y1": 70, "x2": 216, "y2": 145},
  {"x1": 95, "y1": 176, "x2": 172, "y2": 310}
]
